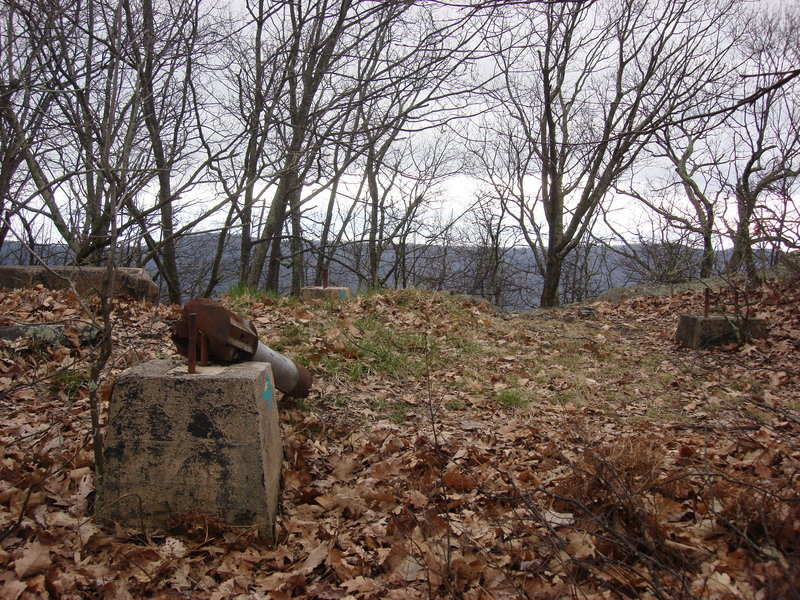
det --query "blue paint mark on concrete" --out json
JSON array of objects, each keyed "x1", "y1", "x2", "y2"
[
  {"x1": 339, "y1": 289, "x2": 345, "y2": 301},
  {"x1": 262, "y1": 378, "x2": 274, "y2": 410}
]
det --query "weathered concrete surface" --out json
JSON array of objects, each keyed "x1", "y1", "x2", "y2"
[
  {"x1": 299, "y1": 286, "x2": 350, "y2": 302},
  {"x1": 0, "y1": 265, "x2": 159, "y2": 302},
  {"x1": 102, "y1": 359, "x2": 282, "y2": 540},
  {"x1": 675, "y1": 314, "x2": 768, "y2": 349},
  {"x1": 0, "y1": 323, "x2": 101, "y2": 344}
]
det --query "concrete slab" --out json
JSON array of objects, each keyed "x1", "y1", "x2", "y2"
[
  {"x1": 675, "y1": 314, "x2": 767, "y2": 349},
  {"x1": 299, "y1": 286, "x2": 350, "y2": 302},
  {"x1": 0, "y1": 265, "x2": 159, "y2": 301},
  {"x1": 102, "y1": 359, "x2": 282, "y2": 540}
]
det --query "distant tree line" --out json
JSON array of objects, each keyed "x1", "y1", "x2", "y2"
[{"x1": 1, "y1": 0, "x2": 798, "y2": 306}]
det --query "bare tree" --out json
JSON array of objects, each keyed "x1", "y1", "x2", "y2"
[
  {"x1": 646, "y1": 119, "x2": 725, "y2": 278},
  {"x1": 3, "y1": 0, "x2": 221, "y2": 303},
  {"x1": 723, "y1": 8, "x2": 800, "y2": 278},
  {"x1": 242, "y1": 0, "x2": 389, "y2": 293},
  {"x1": 0, "y1": 2, "x2": 54, "y2": 255},
  {"x1": 118, "y1": 0, "x2": 218, "y2": 302},
  {"x1": 624, "y1": 4, "x2": 800, "y2": 282},
  {"x1": 206, "y1": 0, "x2": 497, "y2": 295},
  {"x1": 473, "y1": 0, "x2": 741, "y2": 307},
  {"x1": 202, "y1": 0, "x2": 386, "y2": 293},
  {"x1": 457, "y1": 194, "x2": 517, "y2": 305},
  {"x1": 18, "y1": 0, "x2": 148, "y2": 265}
]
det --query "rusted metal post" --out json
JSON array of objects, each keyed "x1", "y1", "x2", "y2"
[
  {"x1": 322, "y1": 267, "x2": 329, "y2": 289},
  {"x1": 704, "y1": 288, "x2": 710, "y2": 318},
  {"x1": 187, "y1": 312, "x2": 197, "y2": 374}
]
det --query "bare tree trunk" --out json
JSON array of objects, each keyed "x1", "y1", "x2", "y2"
[
  {"x1": 136, "y1": 0, "x2": 182, "y2": 303},
  {"x1": 728, "y1": 192, "x2": 758, "y2": 278},
  {"x1": 700, "y1": 231, "x2": 715, "y2": 278},
  {"x1": 366, "y1": 151, "x2": 381, "y2": 289},
  {"x1": 540, "y1": 250, "x2": 564, "y2": 308},
  {"x1": 250, "y1": 170, "x2": 297, "y2": 292},
  {"x1": 289, "y1": 194, "x2": 304, "y2": 295}
]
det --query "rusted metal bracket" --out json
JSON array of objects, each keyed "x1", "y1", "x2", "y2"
[
  {"x1": 172, "y1": 298, "x2": 312, "y2": 397},
  {"x1": 173, "y1": 298, "x2": 258, "y2": 362}
]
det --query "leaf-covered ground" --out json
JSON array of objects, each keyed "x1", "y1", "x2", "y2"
[{"x1": 1, "y1": 280, "x2": 799, "y2": 599}]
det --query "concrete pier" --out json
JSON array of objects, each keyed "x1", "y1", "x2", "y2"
[
  {"x1": 675, "y1": 314, "x2": 767, "y2": 349},
  {"x1": 299, "y1": 286, "x2": 350, "y2": 302},
  {"x1": 102, "y1": 359, "x2": 282, "y2": 540},
  {"x1": 0, "y1": 265, "x2": 159, "y2": 301}
]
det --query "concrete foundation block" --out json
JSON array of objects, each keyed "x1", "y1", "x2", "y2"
[
  {"x1": 0, "y1": 265, "x2": 159, "y2": 301},
  {"x1": 675, "y1": 314, "x2": 767, "y2": 349},
  {"x1": 102, "y1": 359, "x2": 282, "y2": 540},
  {"x1": 299, "y1": 286, "x2": 350, "y2": 302}
]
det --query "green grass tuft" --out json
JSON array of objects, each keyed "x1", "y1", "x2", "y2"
[
  {"x1": 496, "y1": 389, "x2": 529, "y2": 409},
  {"x1": 49, "y1": 368, "x2": 91, "y2": 401}
]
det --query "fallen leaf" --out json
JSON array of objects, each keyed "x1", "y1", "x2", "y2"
[
  {"x1": 443, "y1": 469, "x2": 476, "y2": 492},
  {"x1": 302, "y1": 542, "x2": 330, "y2": 573},
  {"x1": 341, "y1": 576, "x2": 381, "y2": 595},
  {"x1": 0, "y1": 580, "x2": 26, "y2": 600},
  {"x1": 13, "y1": 541, "x2": 51, "y2": 579},
  {"x1": 565, "y1": 531, "x2": 596, "y2": 560},
  {"x1": 332, "y1": 457, "x2": 358, "y2": 480},
  {"x1": 540, "y1": 510, "x2": 575, "y2": 528}
]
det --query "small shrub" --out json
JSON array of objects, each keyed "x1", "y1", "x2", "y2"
[
  {"x1": 49, "y1": 368, "x2": 91, "y2": 401},
  {"x1": 550, "y1": 437, "x2": 680, "y2": 569},
  {"x1": 709, "y1": 478, "x2": 800, "y2": 551}
]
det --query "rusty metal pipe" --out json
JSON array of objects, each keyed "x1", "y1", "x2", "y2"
[{"x1": 252, "y1": 342, "x2": 312, "y2": 398}]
